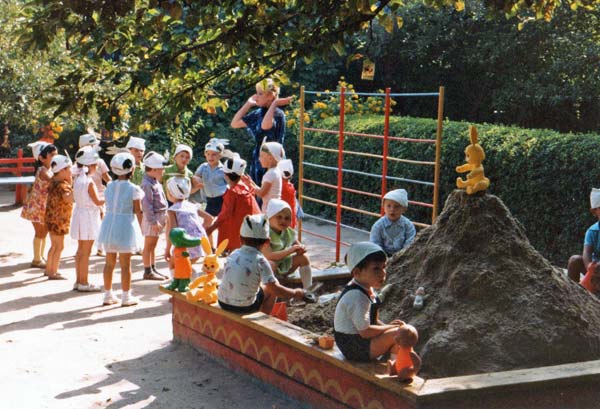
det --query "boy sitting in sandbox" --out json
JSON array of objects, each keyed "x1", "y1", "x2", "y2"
[
  {"x1": 370, "y1": 189, "x2": 416, "y2": 257},
  {"x1": 567, "y1": 188, "x2": 600, "y2": 294},
  {"x1": 334, "y1": 242, "x2": 419, "y2": 368}
]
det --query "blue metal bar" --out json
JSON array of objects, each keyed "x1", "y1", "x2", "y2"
[
  {"x1": 304, "y1": 90, "x2": 439, "y2": 97},
  {"x1": 303, "y1": 162, "x2": 435, "y2": 187}
]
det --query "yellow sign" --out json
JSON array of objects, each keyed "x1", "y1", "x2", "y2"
[{"x1": 361, "y1": 60, "x2": 375, "y2": 81}]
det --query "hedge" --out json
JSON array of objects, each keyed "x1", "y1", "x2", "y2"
[{"x1": 297, "y1": 115, "x2": 600, "y2": 266}]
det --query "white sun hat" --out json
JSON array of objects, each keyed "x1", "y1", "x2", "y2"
[
  {"x1": 261, "y1": 141, "x2": 285, "y2": 163},
  {"x1": 278, "y1": 159, "x2": 294, "y2": 179},
  {"x1": 240, "y1": 214, "x2": 270, "y2": 239},
  {"x1": 167, "y1": 177, "x2": 191, "y2": 200},
  {"x1": 110, "y1": 152, "x2": 135, "y2": 175},
  {"x1": 75, "y1": 146, "x2": 100, "y2": 165},
  {"x1": 223, "y1": 155, "x2": 247, "y2": 176},
  {"x1": 143, "y1": 151, "x2": 169, "y2": 169},
  {"x1": 78, "y1": 133, "x2": 100, "y2": 148},
  {"x1": 266, "y1": 199, "x2": 291, "y2": 219},
  {"x1": 205, "y1": 138, "x2": 229, "y2": 153},
  {"x1": 50, "y1": 154, "x2": 72, "y2": 173},
  {"x1": 174, "y1": 144, "x2": 193, "y2": 159},
  {"x1": 28, "y1": 141, "x2": 50, "y2": 161},
  {"x1": 383, "y1": 189, "x2": 409, "y2": 208},
  {"x1": 126, "y1": 136, "x2": 146, "y2": 151},
  {"x1": 345, "y1": 241, "x2": 385, "y2": 272}
]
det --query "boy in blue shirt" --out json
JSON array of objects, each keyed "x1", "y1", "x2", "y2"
[{"x1": 370, "y1": 189, "x2": 416, "y2": 257}]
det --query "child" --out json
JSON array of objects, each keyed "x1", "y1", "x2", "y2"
[
  {"x1": 263, "y1": 199, "x2": 312, "y2": 289},
  {"x1": 278, "y1": 159, "x2": 298, "y2": 229},
  {"x1": 334, "y1": 241, "x2": 406, "y2": 362},
  {"x1": 217, "y1": 214, "x2": 306, "y2": 314},
  {"x1": 44, "y1": 155, "x2": 74, "y2": 280},
  {"x1": 71, "y1": 146, "x2": 105, "y2": 291},
  {"x1": 568, "y1": 188, "x2": 600, "y2": 291},
  {"x1": 96, "y1": 152, "x2": 144, "y2": 306},
  {"x1": 164, "y1": 177, "x2": 211, "y2": 273},
  {"x1": 193, "y1": 138, "x2": 228, "y2": 218},
  {"x1": 205, "y1": 155, "x2": 261, "y2": 253},
  {"x1": 163, "y1": 143, "x2": 198, "y2": 196},
  {"x1": 141, "y1": 151, "x2": 169, "y2": 280},
  {"x1": 21, "y1": 141, "x2": 57, "y2": 268},
  {"x1": 370, "y1": 189, "x2": 416, "y2": 257},
  {"x1": 126, "y1": 136, "x2": 146, "y2": 186},
  {"x1": 243, "y1": 141, "x2": 284, "y2": 213}
]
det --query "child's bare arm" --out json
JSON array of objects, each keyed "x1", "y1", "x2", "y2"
[
  {"x1": 87, "y1": 182, "x2": 105, "y2": 206},
  {"x1": 263, "y1": 243, "x2": 302, "y2": 262},
  {"x1": 253, "y1": 180, "x2": 272, "y2": 198},
  {"x1": 164, "y1": 211, "x2": 177, "y2": 261},
  {"x1": 39, "y1": 168, "x2": 53, "y2": 182},
  {"x1": 133, "y1": 199, "x2": 143, "y2": 226},
  {"x1": 264, "y1": 281, "x2": 304, "y2": 300},
  {"x1": 583, "y1": 245, "x2": 594, "y2": 267},
  {"x1": 410, "y1": 351, "x2": 422, "y2": 373},
  {"x1": 261, "y1": 96, "x2": 294, "y2": 130},
  {"x1": 102, "y1": 170, "x2": 112, "y2": 184},
  {"x1": 231, "y1": 97, "x2": 256, "y2": 128}
]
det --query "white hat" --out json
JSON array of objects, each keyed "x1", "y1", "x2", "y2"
[
  {"x1": 78, "y1": 133, "x2": 100, "y2": 148},
  {"x1": 223, "y1": 155, "x2": 247, "y2": 176},
  {"x1": 261, "y1": 141, "x2": 285, "y2": 163},
  {"x1": 278, "y1": 159, "x2": 294, "y2": 178},
  {"x1": 383, "y1": 189, "x2": 409, "y2": 208},
  {"x1": 50, "y1": 154, "x2": 72, "y2": 173},
  {"x1": 28, "y1": 141, "x2": 50, "y2": 161},
  {"x1": 346, "y1": 241, "x2": 385, "y2": 271},
  {"x1": 591, "y1": 188, "x2": 600, "y2": 209},
  {"x1": 205, "y1": 138, "x2": 228, "y2": 153},
  {"x1": 126, "y1": 136, "x2": 146, "y2": 151},
  {"x1": 174, "y1": 144, "x2": 193, "y2": 159},
  {"x1": 75, "y1": 146, "x2": 99, "y2": 165},
  {"x1": 266, "y1": 199, "x2": 291, "y2": 219},
  {"x1": 167, "y1": 177, "x2": 191, "y2": 200},
  {"x1": 143, "y1": 151, "x2": 168, "y2": 169},
  {"x1": 110, "y1": 152, "x2": 135, "y2": 175},
  {"x1": 240, "y1": 214, "x2": 270, "y2": 239}
]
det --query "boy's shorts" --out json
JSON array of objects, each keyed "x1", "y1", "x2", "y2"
[
  {"x1": 334, "y1": 331, "x2": 372, "y2": 362},
  {"x1": 141, "y1": 214, "x2": 167, "y2": 237},
  {"x1": 218, "y1": 288, "x2": 264, "y2": 314},
  {"x1": 205, "y1": 195, "x2": 224, "y2": 217}
]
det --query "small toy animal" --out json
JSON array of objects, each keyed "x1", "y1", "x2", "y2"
[
  {"x1": 413, "y1": 287, "x2": 427, "y2": 310},
  {"x1": 388, "y1": 324, "x2": 421, "y2": 383},
  {"x1": 163, "y1": 228, "x2": 201, "y2": 292},
  {"x1": 456, "y1": 125, "x2": 490, "y2": 195},
  {"x1": 186, "y1": 237, "x2": 229, "y2": 304}
]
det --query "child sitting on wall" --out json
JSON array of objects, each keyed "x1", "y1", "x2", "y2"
[{"x1": 370, "y1": 189, "x2": 416, "y2": 257}]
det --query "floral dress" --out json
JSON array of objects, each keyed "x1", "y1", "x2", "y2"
[
  {"x1": 45, "y1": 180, "x2": 74, "y2": 235},
  {"x1": 20, "y1": 166, "x2": 51, "y2": 224}
]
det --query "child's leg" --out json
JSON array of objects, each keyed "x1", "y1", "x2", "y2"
[
  {"x1": 143, "y1": 236, "x2": 159, "y2": 267},
  {"x1": 31, "y1": 222, "x2": 47, "y2": 264},
  {"x1": 77, "y1": 240, "x2": 94, "y2": 285},
  {"x1": 370, "y1": 327, "x2": 401, "y2": 360},
  {"x1": 260, "y1": 284, "x2": 277, "y2": 315},
  {"x1": 47, "y1": 233, "x2": 65, "y2": 277},
  {"x1": 290, "y1": 254, "x2": 312, "y2": 288},
  {"x1": 103, "y1": 253, "x2": 117, "y2": 290},
  {"x1": 567, "y1": 255, "x2": 586, "y2": 282},
  {"x1": 119, "y1": 253, "x2": 133, "y2": 292}
]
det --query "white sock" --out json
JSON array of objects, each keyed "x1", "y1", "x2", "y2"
[{"x1": 299, "y1": 265, "x2": 312, "y2": 289}]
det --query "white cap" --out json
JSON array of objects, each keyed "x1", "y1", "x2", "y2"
[
  {"x1": 174, "y1": 144, "x2": 193, "y2": 159},
  {"x1": 591, "y1": 188, "x2": 600, "y2": 209},
  {"x1": 110, "y1": 152, "x2": 135, "y2": 175},
  {"x1": 205, "y1": 138, "x2": 228, "y2": 153},
  {"x1": 383, "y1": 189, "x2": 408, "y2": 208},
  {"x1": 240, "y1": 214, "x2": 270, "y2": 239},
  {"x1": 50, "y1": 154, "x2": 72, "y2": 173},
  {"x1": 278, "y1": 159, "x2": 294, "y2": 178},
  {"x1": 266, "y1": 199, "x2": 291, "y2": 219},
  {"x1": 223, "y1": 155, "x2": 247, "y2": 176},
  {"x1": 75, "y1": 146, "x2": 99, "y2": 165},
  {"x1": 167, "y1": 177, "x2": 191, "y2": 200},
  {"x1": 346, "y1": 241, "x2": 385, "y2": 271},
  {"x1": 28, "y1": 141, "x2": 50, "y2": 161},
  {"x1": 126, "y1": 136, "x2": 146, "y2": 151},
  {"x1": 78, "y1": 133, "x2": 100, "y2": 148},
  {"x1": 261, "y1": 141, "x2": 285, "y2": 163},
  {"x1": 143, "y1": 151, "x2": 168, "y2": 169}
]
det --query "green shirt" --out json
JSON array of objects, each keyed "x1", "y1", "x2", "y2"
[
  {"x1": 131, "y1": 163, "x2": 145, "y2": 186},
  {"x1": 162, "y1": 164, "x2": 193, "y2": 194},
  {"x1": 269, "y1": 227, "x2": 296, "y2": 274}
]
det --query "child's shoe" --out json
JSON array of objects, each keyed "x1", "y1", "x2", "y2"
[
  {"x1": 121, "y1": 291, "x2": 139, "y2": 307},
  {"x1": 102, "y1": 290, "x2": 120, "y2": 306},
  {"x1": 77, "y1": 283, "x2": 103, "y2": 292},
  {"x1": 30, "y1": 259, "x2": 46, "y2": 268}
]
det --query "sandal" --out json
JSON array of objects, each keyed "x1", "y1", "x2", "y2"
[{"x1": 47, "y1": 273, "x2": 67, "y2": 280}]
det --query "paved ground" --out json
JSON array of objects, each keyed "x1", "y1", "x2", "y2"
[{"x1": 0, "y1": 187, "x2": 368, "y2": 409}]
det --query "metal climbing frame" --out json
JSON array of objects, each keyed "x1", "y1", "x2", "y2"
[{"x1": 297, "y1": 86, "x2": 445, "y2": 262}]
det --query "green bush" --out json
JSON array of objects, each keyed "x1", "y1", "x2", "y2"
[{"x1": 299, "y1": 114, "x2": 600, "y2": 266}]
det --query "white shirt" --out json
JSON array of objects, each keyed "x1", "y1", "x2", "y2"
[
  {"x1": 261, "y1": 167, "x2": 282, "y2": 213},
  {"x1": 334, "y1": 280, "x2": 375, "y2": 334}
]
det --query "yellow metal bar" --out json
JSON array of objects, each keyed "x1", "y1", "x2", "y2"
[
  {"x1": 432, "y1": 86, "x2": 445, "y2": 223},
  {"x1": 298, "y1": 86, "x2": 305, "y2": 241}
]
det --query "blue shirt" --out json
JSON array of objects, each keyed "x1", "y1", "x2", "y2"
[
  {"x1": 584, "y1": 222, "x2": 600, "y2": 262},
  {"x1": 141, "y1": 174, "x2": 168, "y2": 223},
  {"x1": 243, "y1": 107, "x2": 286, "y2": 184},
  {"x1": 370, "y1": 215, "x2": 416, "y2": 256},
  {"x1": 194, "y1": 162, "x2": 227, "y2": 198}
]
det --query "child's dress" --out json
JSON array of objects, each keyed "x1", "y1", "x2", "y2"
[
  {"x1": 168, "y1": 200, "x2": 206, "y2": 259},
  {"x1": 20, "y1": 166, "x2": 51, "y2": 223},
  {"x1": 45, "y1": 180, "x2": 73, "y2": 235},
  {"x1": 269, "y1": 227, "x2": 296, "y2": 275},
  {"x1": 70, "y1": 171, "x2": 102, "y2": 241},
  {"x1": 96, "y1": 180, "x2": 144, "y2": 253}
]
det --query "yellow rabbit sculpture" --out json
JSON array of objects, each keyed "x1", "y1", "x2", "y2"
[
  {"x1": 186, "y1": 237, "x2": 229, "y2": 304},
  {"x1": 456, "y1": 125, "x2": 490, "y2": 195}
]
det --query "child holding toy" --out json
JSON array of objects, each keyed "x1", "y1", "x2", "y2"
[
  {"x1": 44, "y1": 155, "x2": 74, "y2": 280},
  {"x1": 96, "y1": 152, "x2": 144, "y2": 306},
  {"x1": 217, "y1": 214, "x2": 306, "y2": 314},
  {"x1": 70, "y1": 146, "x2": 105, "y2": 291},
  {"x1": 205, "y1": 155, "x2": 261, "y2": 253},
  {"x1": 141, "y1": 151, "x2": 169, "y2": 281},
  {"x1": 370, "y1": 189, "x2": 416, "y2": 257},
  {"x1": 21, "y1": 141, "x2": 57, "y2": 268},
  {"x1": 278, "y1": 159, "x2": 298, "y2": 229},
  {"x1": 263, "y1": 199, "x2": 312, "y2": 289},
  {"x1": 334, "y1": 242, "x2": 406, "y2": 362},
  {"x1": 242, "y1": 141, "x2": 284, "y2": 213}
]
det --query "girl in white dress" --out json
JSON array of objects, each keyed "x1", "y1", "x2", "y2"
[
  {"x1": 71, "y1": 146, "x2": 105, "y2": 291},
  {"x1": 96, "y1": 152, "x2": 144, "y2": 306}
]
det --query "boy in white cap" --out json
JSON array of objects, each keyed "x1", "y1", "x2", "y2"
[
  {"x1": 263, "y1": 199, "x2": 312, "y2": 289},
  {"x1": 567, "y1": 188, "x2": 600, "y2": 292},
  {"x1": 163, "y1": 143, "x2": 198, "y2": 198},
  {"x1": 243, "y1": 141, "x2": 284, "y2": 213},
  {"x1": 370, "y1": 189, "x2": 416, "y2": 257},
  {"x1": 334, "y1": 242, "x2": 406, "y2": 362},
  {"x1": 126, "y1": 136, "x2": 146, "y2": 185},
  {"x1": 217, "y1": 214, "x2": 305, "y2": 314},
  {"x1": 141, "y1": 151, "x2": 170, "y2": 280},
  {"x1": 193, "y1": 138, "x2": 228, "y2": 218}
]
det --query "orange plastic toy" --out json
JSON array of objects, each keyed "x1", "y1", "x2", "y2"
[
  {"x1": 387, "y1": 324, "x2": 422, "y2": 383},
  {"x1": 581, "y1": 262, "x2": 600, "y2": 294},
  {"x1": 456, "y1": 125, "x2": 490, "y2": 195},
  {"x1": 186, "y1": 237, "x2": 228, "y2": 304}
]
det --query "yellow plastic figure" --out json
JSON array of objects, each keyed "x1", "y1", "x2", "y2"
[
  {"x1": 456, "y1": 125, "x2": 490, "y2": 194},
  {"x1": 186, "y1": 237, "x2": 229, "y2": 304}
]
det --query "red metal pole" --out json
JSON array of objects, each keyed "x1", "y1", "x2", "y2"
[
  {"x1": 335, "y1": 87, "x2": 346, "y2": 263},
  {"x1": 381, "y1": 88, "x2": 391, "y2": 215},
  {"x1": 15, "y1": 148, "x2": 24, "y2": 205}
]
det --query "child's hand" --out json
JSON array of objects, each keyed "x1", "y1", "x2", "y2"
[
  {"x1": 390, "y1": 320, "x2": 405, "y2": 326},
  {"x1": 292, "y1": 288, "x2": 305, "y2": 301},
  {"x1": 164, "y1": 249, "x2": 171, "y2": 262},
  {"x1": 151, "y1": 222, "x2": 162, "y2": 234},
  {"x1": 295, "y1": 244, "x2": 306, "y2": 255},
  {"x1": 272, "y1": 96, "x2": 294, "y2": 107},
  {"x1": 247, "y1": 95, "x2": 258, "y2": 106},
  {"x1": 241, "y1": 174, "x2": 255, "y2": 187}
]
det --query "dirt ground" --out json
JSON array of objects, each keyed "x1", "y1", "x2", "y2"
[{"x1": 0, "y1": 187, "x2": 367, "y2": 409}]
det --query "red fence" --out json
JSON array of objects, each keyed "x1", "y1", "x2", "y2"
[{"x1": 0, "y1": 148, "x2": 36, "y2": 204}]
